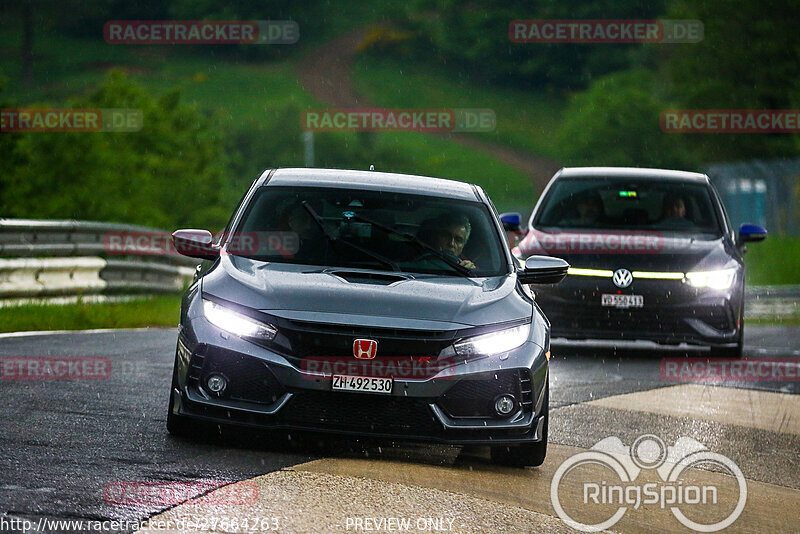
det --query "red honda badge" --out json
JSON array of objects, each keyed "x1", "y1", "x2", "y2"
[{"x1": 353, "y1": 339, "x2": 378, "y2": 359}]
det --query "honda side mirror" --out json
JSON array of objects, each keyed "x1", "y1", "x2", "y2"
[
  {"x1": 518, "y1": 255, "x2": 569, "y2": 285},
  {"x1": 172, "y1": 229, "x2": 220, "y2": 260}
]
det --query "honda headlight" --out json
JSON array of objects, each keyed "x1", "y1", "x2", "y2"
[
  {"x1": 685, "y1": 268, "x2": 737, "y2": 290},
  {"x1": 203, "y1": 300, "x2": 278, "y2": 340},
  {"x1": 452, "y1": 323, "x2": 531, "y2": 359}
]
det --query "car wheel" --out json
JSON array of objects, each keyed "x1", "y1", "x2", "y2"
[
  {"x1": 166, "y1": 387, "x2": 194, "y2": 437},
  {"x1": 167, "y1": 408, "x2": 192, "y2": 436},
  {"x1": 491, "y1": 382, "x2": 548, "y2": 468},
  {"x1": 166, "y1": 349, "x2": 196, "y2": 437},
  {"x1": 710, "y1": 341, "x2": 743, "y2": 358}
]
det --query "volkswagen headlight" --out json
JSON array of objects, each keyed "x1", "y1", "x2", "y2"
[
  {"x1": 685, "y1": 268, "x2": 737, "y2": 290},
  {"x1": 451, "y1": 323, "x2": 530, "y2": 359},
  {"x1": 203, "y1": 300, "x2": 278, "y2": 340}
]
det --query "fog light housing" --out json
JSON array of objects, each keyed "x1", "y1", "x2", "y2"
[
  {"x1": 494, "y1": 394, "x2": 517, "y2": 416},
  {"x1": 206, "y1": 373, "x2": 227, "y2": 395}
]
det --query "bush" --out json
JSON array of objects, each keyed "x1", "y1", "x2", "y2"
[
  {"x1": 402, "y1": 0, "x2": 667, "y2": 90},
  {"x1": 0, "y1": 70, "x2": 238, "y2": 229},
  {"x1": 556, "y1": 69, "x2": 694, "y2": 169}
]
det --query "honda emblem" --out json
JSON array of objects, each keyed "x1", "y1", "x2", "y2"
[{"x1": 353, "y1": 339, "x2": 378, "y2": 359}]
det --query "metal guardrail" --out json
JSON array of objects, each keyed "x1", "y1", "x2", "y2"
[
  {"x1": 745, "y1": 285, "x2": 800, "y2": 299},
  {"x1": 0, "y1": 219, "x2": 197, "y2": 297},
  {"x1": 0, "y1": 218, "x2": 797, "y2": 313},
  {"x1": 744, "y1": 285, "x2": 800, "y2": 320},
  {"x1": 0, "y1": 219, "x2": 196, "y2": 264}
]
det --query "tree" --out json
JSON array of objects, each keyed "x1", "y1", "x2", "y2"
[
  {"x1": 403, "y1": 0, "x2": 667, "y2": 89},
  {"x1": 556, "y1": 69, "x2": 693, "y2": 168},
  {"x1": 0, "y1": 71, "x2": 237, "y2": 229},
  {"x1": 664, "y1": 0, "x2": 800, "y2": 159}
]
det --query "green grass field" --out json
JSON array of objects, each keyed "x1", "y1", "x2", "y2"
[
  {"x1": 744, "y1": 237, "x2": 800, "y2": 286},
  {"x1": 353, "y1": 55, "x2": 567, "y2": 161},
  {"x1": 0, "y1": 296, "x2": 181, "y2": 333}
]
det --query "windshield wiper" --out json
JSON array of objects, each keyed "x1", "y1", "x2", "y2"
[
  {"x1": 349, "y1": 212, "x2": 472, "y2": 277},
  {"x1": 300, "y1": 201, "x2": 401, "y2": 273}
]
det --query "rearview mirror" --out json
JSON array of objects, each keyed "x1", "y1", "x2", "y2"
[
  {"x1": 172, "y1": 229, "x2": 219, "y2": 260},
  {"x1": 500, "y1": 212, "x2": 522, "y2": 232},
  {"x1": 738, "y1": 223, "x2": 767, "y2": 244},
  {"x1": 518, "y1": 255, "x2": 570, "y2": 285}
]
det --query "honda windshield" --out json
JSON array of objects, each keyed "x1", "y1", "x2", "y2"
[{"x1": 232, "y1": 186, "x2": 509, "y2": 277}]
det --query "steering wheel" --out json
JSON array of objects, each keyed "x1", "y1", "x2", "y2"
[{"x1": 414, "y1": 250, "x2": 463, "y2": 265}]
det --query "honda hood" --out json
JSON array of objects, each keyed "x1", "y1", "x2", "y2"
[{"x1": 200, "y1": 255, "x2": 532, "y2": 328}]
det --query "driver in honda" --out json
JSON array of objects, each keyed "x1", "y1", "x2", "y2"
[{"x1": 420, "y1": 213, "x2": 477, "y2": 270}]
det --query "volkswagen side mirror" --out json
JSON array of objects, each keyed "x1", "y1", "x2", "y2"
[
  {"x1": 738, "y1": 223, "x2": 767, "y2": 244},
  {"x1": 500, "y1": 212, "x2": 522, "y2": 232}
]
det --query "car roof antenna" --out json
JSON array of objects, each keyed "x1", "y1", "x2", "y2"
[{"x1": 369, "y1": 164, "x2": 375, "y2": 171}]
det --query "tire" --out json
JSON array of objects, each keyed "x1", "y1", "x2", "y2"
[
  {"x1": 166, "y1": 388, "x2": 194, "y2": 437},
  {"x1": 491, "y1": 382, "x2": 548, "y2": 468},
  {"x1": 166, "y1": 348, "x2": 196, "y2": 438},
  {"x1": 710, "y1": 341, "x2": 743, "y2": 358},
  {"x1": 166, "y1": 347, "x2": 220, "y2": 440},
  {"x1": 710, "y1": 298, "x2": 745, "y2": 358}
]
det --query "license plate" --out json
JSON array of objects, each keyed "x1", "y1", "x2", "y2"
[
  {"x1": 332, "y1": 375, "x2": 393, "y2": 394},
  {"x1": 601, "y1": 294, "x2": 644, "y2": 309}
]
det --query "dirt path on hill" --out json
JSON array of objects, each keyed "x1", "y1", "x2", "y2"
[{"x1": 297, "y1": 28, "x2": 562, "y2": 191}]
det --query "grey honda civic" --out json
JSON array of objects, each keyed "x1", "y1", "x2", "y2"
[{"x1": 167, "y1": 168, "x2": 568, "y2": 467}]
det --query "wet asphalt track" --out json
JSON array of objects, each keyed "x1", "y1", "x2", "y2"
[{"x1": 0, "y1": 327, "x2": 798, "y2": 532}]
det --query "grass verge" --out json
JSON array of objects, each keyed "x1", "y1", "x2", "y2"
[
  {"x1": 745, "y1": 237, "x2": 800, "y2": 286},
  {"x1": 0, "y1": 295, "x2": 181, "y2": 333},
  {"x1": 748, "y1": 316, "x2": 800, "y2": 327}
]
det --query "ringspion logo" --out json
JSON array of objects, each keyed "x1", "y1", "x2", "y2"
[{"x1": 551, "y1": 435, "x2": 746, "y2": 532}]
